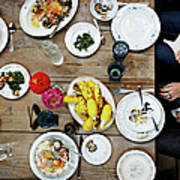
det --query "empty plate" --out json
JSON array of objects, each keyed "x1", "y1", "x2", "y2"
[
  {"x1": 111, "y1": 3, "x2": 160, "y2": 51},
  {"x1": 117, "y1": 150, "x2": 156, "y2": 180}
]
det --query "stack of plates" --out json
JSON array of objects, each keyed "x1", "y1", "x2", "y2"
[{"x1": 115, "y1": 92, "x2": 165, "y2": 142}]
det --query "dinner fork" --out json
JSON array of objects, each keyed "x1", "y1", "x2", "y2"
[{"x1": 49, "y1": 25, "x2": 58, "y2": 38}]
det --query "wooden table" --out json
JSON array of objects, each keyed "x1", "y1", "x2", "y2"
[{"x1": 0, "y1": 0, "x2": 155, "y2": 179}]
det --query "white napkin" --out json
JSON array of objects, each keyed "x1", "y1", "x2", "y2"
[{"x1": 164, "y1": 34, "x2": 180, "y2": 55}]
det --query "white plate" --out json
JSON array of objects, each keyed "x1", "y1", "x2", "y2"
[
  {"x1": 90, "y1": 0, "x2": 118, "y2": 21},
  {"x1": 19, "y1": 0, "x2": 78, "y2": 37},
  {"x1": 117, "y1": 150, "x2": 156, "y2": 180},
  {"x1": 119, "y1": 92, "x2": 161, "y2": 133},
  {"x1": 67, "y1": 76, "x2": 116, "y2": 132},
  {"x1": 115, "y1": 92, "x2": 165, "y2": 143},
  {"x1": 65, "y1": 22, "x2": 101, "y2": 57},
  {"x1": 82, "y1": 134, "x2": 112, "y2": 165},
  {"x1": 111, "y1": 3, "x2": 160, "y2": 51},
  {"x1": 0, "y1": 18, "x2": 8, "y2": 53},
  {"x1": 0, "y1": 63, "x2": 30, "y2": 100},
  {"x1": 29, "y1": 132, "x2": 79, "y2": 180}
]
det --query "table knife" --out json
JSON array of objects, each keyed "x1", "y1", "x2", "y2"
[
  {"x1": 113, "y1": 88, "x2": 154, "y2": 94},
  {"x1": 77, "y1": 135, "x2": 83, "y2": 179},
  {"x1": 118, "y1": 2, "x2": 150, "y2": 6}
]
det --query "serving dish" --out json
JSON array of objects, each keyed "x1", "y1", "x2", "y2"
[
  {"x1": 29, "y1": 132, "x2": 79, "y2": 180},
  {"x1": 65, "y1": 76, "x2": 116, "y2": 132},
  {"x1": 19, "y1": 0, "x2": 78, "y2": 37}
]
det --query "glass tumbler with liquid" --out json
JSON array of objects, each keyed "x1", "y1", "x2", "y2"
[
  {"x1": 0, "y1": 144, "x2": 13, "y2": 161},
  {"x1": 41, "y1": 41, "x2": 64, "y2": 66}
]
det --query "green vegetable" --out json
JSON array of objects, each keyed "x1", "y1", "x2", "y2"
[
  {"x1": 74, "y1": 33, "x2": 95, "y2": 52},
  {"x1": 0, "y1": 71, "x2": 24, "y2": 96}
]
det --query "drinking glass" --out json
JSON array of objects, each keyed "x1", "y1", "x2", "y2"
[
  {"x1": 107, "y1": 61, "x2": 125, "y2": 81},
  {"x1": 113, "y1": 41, "x2": 129, "y2": 62},
  {"x1": 41, "y1": 40, "x2": 64, "y2": 66},
  {"x1": 0, "y1": 144, "x2": 13, "y2": 161}
]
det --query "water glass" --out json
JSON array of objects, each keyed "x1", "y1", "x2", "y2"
[
  {"x1": 41, "y1": 41, "x2": 64, "y2": 66},
  {"x1": 113, "y1": 41, "x2": 129, "y2": 62},
  {"x1": 0, "y1": 144, "x2": 13, "y2": 161}
]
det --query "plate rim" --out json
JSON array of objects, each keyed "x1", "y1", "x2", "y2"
[
  {"x1": 29, "y1": 131, "x2": 79, "y2": 180},
  {"x1": 64, "y1": 22, "x2": 101, "y2": 57},
  {"x1": 19, "y1": 0, "x2": 79, "y2": 37},
  {"x1": 111, "y1": 3, "x2": 161, "y2": 51},
  {"x1": 67, "y1": 76, "x2": 116, "y2": 132},
  {"x1": 116, "y1": 149, "x2": 156, "y2": 180},
  {"x1": 81, "y1": 133, "x2": 112, "y2": 165},
  {"x1": 0, "y1": 17, "x2": 9, "y2": 53}
]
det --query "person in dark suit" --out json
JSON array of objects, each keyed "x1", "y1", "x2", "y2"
[
  {"x1": 155, "y1": 1, "x2": 180, "y2": 128},
  {"x1": 155, "y1": 2, "x2": 180, "y2": 179}
]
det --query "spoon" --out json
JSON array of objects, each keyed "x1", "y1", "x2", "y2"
[
  {"x1": 8, "y1": 22, "x2": 16, "y2": 52},
  {"x1": 51, "y1": 138, "x2": 82, "y2": 157}
]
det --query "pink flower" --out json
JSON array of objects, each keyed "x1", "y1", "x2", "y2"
[{"x1": 42, "y1": 88, "x2": 64, "y2": 109}]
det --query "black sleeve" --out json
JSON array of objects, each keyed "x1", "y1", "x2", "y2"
[{"x1": 155, "y1": 0, "x2": 180, "y2": 12}]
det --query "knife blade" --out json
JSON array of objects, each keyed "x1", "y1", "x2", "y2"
[{"x1": 113, "y1": 88, "x2": 154, "y2": 94}]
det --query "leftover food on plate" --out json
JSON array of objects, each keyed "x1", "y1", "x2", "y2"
[
  {"x1": 74, "y1": 33, "x2": 95, "y2": 52},
  {"x1": 129, "y1": 108, "x2": 148, "y2": 125},
  {"x1": 31, "y1": 0, "x2": 72, "y2": 29},
  {"x1": 64, "y1": 80, "x2": 113, "y2": 131},
  {"x1": 129, "y1": 103, "x2": 154, "y2": 126},
  {"x1": 0, "y1": 71, "x2": 24, "y2": 96},
  {"x1": 86, "y1": 140, "x2": 97, "y2": 152},
  {"x1": 94, "y1": 2, "x2": 112, "y2": 19},
  {"x1": 34, "y1": 138, "x2": 69, "y2": 177}
]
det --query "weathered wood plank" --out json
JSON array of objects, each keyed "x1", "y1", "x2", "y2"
[
  {"x1": 0, "y1": 81, "x2": 153, "y2": 133},
  {"x1": 0, "y1": 29, "x2": 154, "y2": 83},
  {"x1": 0, "y1": 132, "x2": 155, "y2": 179}
]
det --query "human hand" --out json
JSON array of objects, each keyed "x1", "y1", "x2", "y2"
[
  {"x1": 175, "y1": 50, "x2": 180, "y2": 63},
  {"x1": 176, "y1": 112, "x2": 180, "y2": 123},
  {"x1": 159, "y1": 82, "x2": 180, "y2": 101}
]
